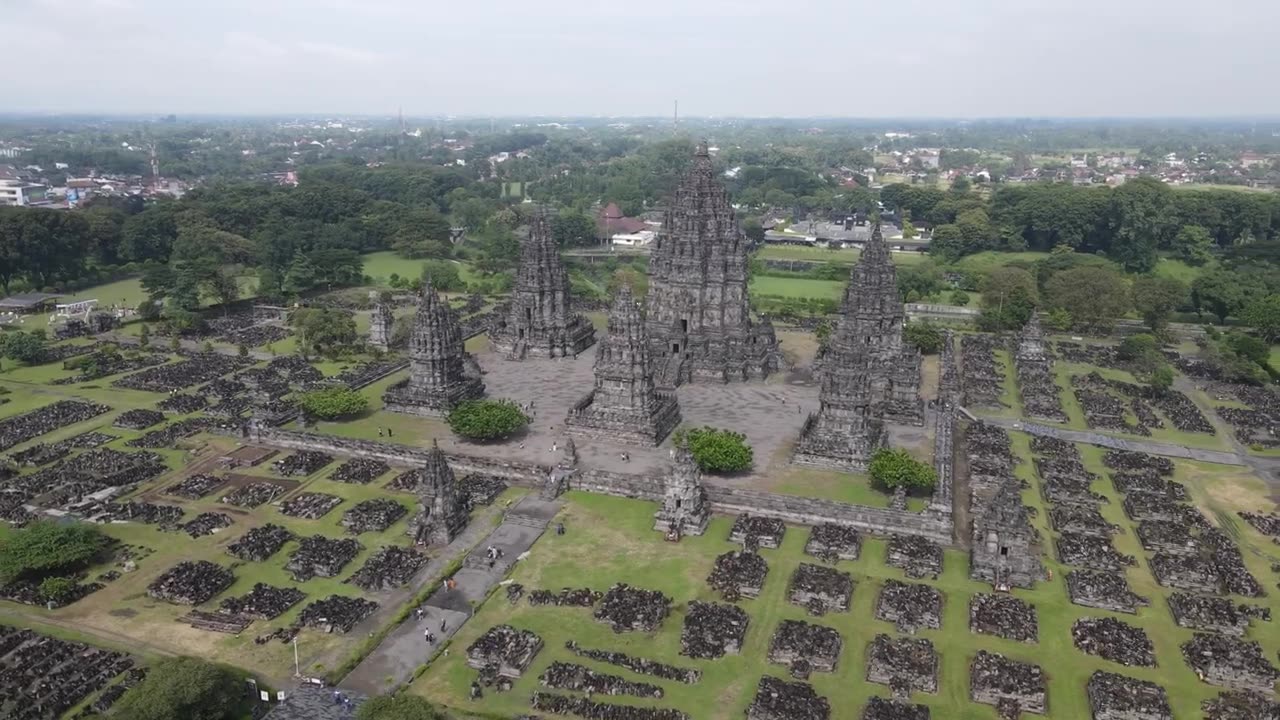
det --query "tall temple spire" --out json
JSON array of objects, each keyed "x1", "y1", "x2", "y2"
[
  {"x1": 792, "y1": 301, "x2": 886, "y2": 472},
  {"x1": 382, "y1": 281, "x2": 485, "y2": 417},
  {"x1": 489, "y1": 212, "x2": 595, "y2": 360},
  {"x1": 833, "y1": 222, "x2": 923, "y2": 426},
  {"x1": 565, "y1": 285, "x2": 681, "y2": 445},
  {"x1": 644, "y1": 143, "x2": 779, "y2": 386},
  {"x1": 367, "y1": 291, "x2": 393, "y2": 352}
]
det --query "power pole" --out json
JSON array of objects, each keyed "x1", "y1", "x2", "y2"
[{"x1": 673, "y1": 100, "x2": 678, "y2": 134}]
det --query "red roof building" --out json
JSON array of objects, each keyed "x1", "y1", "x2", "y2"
[{"x1": 597, "y1": 202, "x2": 647, "y2": 237}]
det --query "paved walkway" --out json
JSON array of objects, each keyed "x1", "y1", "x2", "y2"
[
  {"x1": 971, "y1": 412, "x2": 1247, "y2": 466},
  {"x1": 339, "y1": 495, "x2": 562, "y2": 695}
]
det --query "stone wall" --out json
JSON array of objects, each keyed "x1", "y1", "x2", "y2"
[{"x1": 236, "y1": 427, "x2": 954, "y2": 544}]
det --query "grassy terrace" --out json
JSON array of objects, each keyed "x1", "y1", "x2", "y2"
[{"x1": 412, "y1": 453, "x2": 1280, "y2": 719}]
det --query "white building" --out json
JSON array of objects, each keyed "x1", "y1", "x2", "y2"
[{"x1": 610, "y1": 230, "x2": 655, "y2": 247}]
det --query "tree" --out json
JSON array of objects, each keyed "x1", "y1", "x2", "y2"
[
  {"x1": 550, "y1": 211, "x2": 599, "y2": 247},
  {"x1": 1191, "y1": 268, "x2": 1264, "y2": 324},
  {"x1": 674, "y1": 426, "x2": 753, "y2": 474},
  {"x1": 1240, "y1": 294, "x2": 1280, "y2": 343},
  {"x1": 741, "y1": 217, "x2": 765, "y2": 244},
  {"x1": 1132, "y1": 276, "x2": 1189, "y2": 333},
  {"x1": 0, "y1": 521, "x2": 106, "y2": 583},
  {"x1": 420, "y1": 260, "x2": 465, "y2": 292},
  {"x1": 39, "y1": 576, "x2": 79, "y2": 603},
  {"x1": 1045, "y1": 308, "x2": 1072, "y2": 332},
  {"x1": 1044, "y1": 266, "x2": 1130, "y2": 333},
  {"x1": 447, "y1": 400, "x2": 529, "y2": 441},
  {"x1": 291, "y1": 307, "x2": 358, "y2": 353},
  {"x1": 978, "y1": 266, "x2": 1039, "y2": 331},
  {"x1": 111, "y1": 656, "x2": 244, "y2": 720},
  {"x1": 283, "y1": 251, "x2": 318, "y2": 296},
  {"x1": 896, "y1": 262, "x2": 944, "y2": 301},
  {"x1": 138, "y1": 323, "x2": 151, "y2": 348},
  {"x1": 1145, "y1": 364, "x2": 1174, "y2": 394},
  {"x1": 903, "y1": 320, "x2": 943, "y2": 354},
  {"x1": 1107, "y1": 177, "x2": 1172, "y2": 272},
  {"x1": 949, "y1": 290, "x2": 970, "y2": 306},
  {"x1": 901, "y1": 220, "x2": 917, "y2": 240},
  {"x1": 297, "y1": 387, "x2": 368, "y2": 420},
  {"x1": 357, "y1": 695, "x2": 444, "y2": 720},
  {"x1": 0, "y1": 330, "x2": 48, "y2": 365},
  {"x1": 1172, "y1": 225, "x2": 1214, "y2": 265},
  {"x1": 869, "y1": 448, "x2": 937, "y2": 494}
]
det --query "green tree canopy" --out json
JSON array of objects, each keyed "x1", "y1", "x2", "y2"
[
  {"x1": 1044, "y1": 265, "x2": 1131, "y2": 333},
  {"x1": 903, "y1": 320, "x2": 944, "y2": 354},
  {"x1": 1172, "y1": 225, "x2": 1214, "y2": 265},
  {"x1": 0, "y1": 329, "x2": 48, "y2": 365},
  {"x1": 978, "y1": 266, "x2": 1039, "y2": 331},
  {"x1": 110, "y1": 657, "x2": 244, "y2": 720},
  {"x1": 290, "y1": 307, "x2": 358, "y2": 354},
  {"x1": 298, "y1": 386, "x2": 369, "y2": 420},
  {"x1": 356, "y1": 694, "x2": 444, "y2": 720},
  {"x1": 447, "y1": 399, "x2": 529, "y2": 441},
  {"x1": 1240, "y1": 294, "x2": 1280, "y2": 343},
  {"x1": 0, "y1": 521, "x2": 107, "y2": 583},
  {"x1": 419, "y1": 260, "x2": 465, "y2": 292},
  {"x1": 1132, "y1": 276, "x2": 1189, "y2": 333},
  {"x1": 869, "y1": 448, "x2": 937, "y2": 494},
  {"x1": 674, "y1": 426, "x2": 753, "y2": 474}
]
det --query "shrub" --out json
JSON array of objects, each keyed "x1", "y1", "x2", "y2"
[
  {"x1": 111, "y1": 657, "x2": 244, "y2": 720},
  {"x1": 357, "y1": 695, "x2": 444, "y2": 720},
  {"x1": 1045, "y1": 308, "x2": 1072, "y2": 332},
  {"x1": 39, "y1": 577, "x2": 78, "y2": 603},
  {"x1": 297, "y1": 386, "x2": 369, "y2": 420},
  {"x1": 674, "y1": 426, "x2": 753, "y2": 474},
  {"x1": 903, "y1": 320, "x2": 943, "y2": 355},
  {"x1": 949, "y1": 290, "x2": 970, "y2": 306},
  {"x1": 447, "y1": 400, "x2": 529, "y2": 441},
  {"x1": 0, "y1": 521, "x2": 107, "y2": 583},
  {"x1": 869, "y1": 448, "x2": 936, "y2": 494}
]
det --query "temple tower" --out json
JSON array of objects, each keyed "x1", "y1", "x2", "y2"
[
  {"x1": 653, "y1": 442, "x2": 710, "y2": 537},
  {"x1": 368, "y1": 292, "x2": 394, "y2": 352},
  {"x1": 382, "y1": 281, "x2": 484, "y2": 417},
  {"x1": 793, "y1": 307, "x2": 886, "y2": 472},
  {"x1": 645, "y1": 142, "x2": 779, "y2": 386},
  {"x1": 839, "y1": 223, "x2": 923, "y2": 425},
  {"x1": 970, "y1": 479, "x2": 1043, "y2": 590},
  {"x1": 565, "y1": 286, "x2": 681, "y2": 445},
  {"x1": 489, "y1": 212, "x2": 596, "y2": 359},
  {"x1": 409, "y1": 440, "x2": 469, "y2": 546}
]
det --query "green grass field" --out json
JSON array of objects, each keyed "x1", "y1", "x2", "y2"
[
  {"x1": 758, "y1": 245, "x2": 929, "y2": 266},
  {"x1": 412, "y1": 456, "x2": 1280, "y2": 719},
  {"x1": 948, "y1": 251, "x2": 1051, "y2": 276},
  {"x1": 361, "y1": 252, "x2": 480, "y2": 289},
  {"x1": 749, "y1": 276, "x2": 844, "y2": 301}
]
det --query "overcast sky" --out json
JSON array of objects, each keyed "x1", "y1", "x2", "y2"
[{"x1": 5, "y1": 0, "x2": 1277, "y2": 118}]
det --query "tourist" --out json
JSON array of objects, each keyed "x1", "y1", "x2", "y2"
[{"x1": 440, "y1": 618, "x2": 446, "y2": 632}]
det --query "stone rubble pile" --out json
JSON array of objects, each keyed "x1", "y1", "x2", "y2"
[
  {"x1": 860, "y1": 697, "x2": 930, "y2": 720},
  {"x1": 1056, "y1": 531, "x2": 1136, "y2": 571},
  {"x1": 1201, "y1": 690, "x2": 1280, "y2": 720},
  {"x1": 875, "y1": 580, "x2": 942, "y2": 634},
  {"x1": 969, "y1": 593, "x2": 1038, "y2": 642},
  {"x1": 530, "y1": 692, "x2": 688, "y2": 720},
  {"x1": 297, "y1": 595, "x2": 378, "y2": 633},
  {"x1": 1180, "y1": 633, "x2": 1280, "y2": 694},
  {"x1": 156, "y1": 393, "x2": 207, "y2": 414},
  {"x1": 111, "y1": 408, "x2": 165, "y2": 430},
  {"x1": 707, "y1": 549, "x2": 768, "y2": 601},
  {"x1": 340, "y1": 498, "x2": 407, "y2": 534},
  {"x1": 527, "y1": 588, "x2": 602, "y2": 607},
  {"x1": 1071, "y1": 617, "x2": 1156, "y2": 667},
  {"x1": 563, "y1": 641, "x2": 701, "y2": 684},
  {"x1": 803, "y1": 523, "x2": 861, "y2": 561},
  {"x1": 346, "y1": 546, "x2": 426, "y2": 591},
  {"x1": 593, "y1": 584, "x2": 672, "y2": 633},
  {"x1": 1167, "y1": 593, "x2": 1270, "y2": 636},
  {"x1": 885, "y1": 534, "x2": 943, "y2": 579},
  {"x1": 218, "y1": 583, "x2": 305, "y2": 619},
  {"x1": 0, "y1": 625, "x2": 135, "y2": 720},
  {"x1": 146, "y1": 560, "x2": 234, "y2": 605},
  {"x1": 865, "y1": 633, "x2": 938, "y2": 696},
  {"x1": 165, "y1": 473, "x2": 223, "y2": 499},
  {"x1": 969, "y1": 650, "x2": 1046, "y2": 719},
  {"x1": 331, "y1": 458, "x2": 390, "y2": 484},
  {"x1": 1087, "y1": 670, "x2": 1171, "y2": 720},
  {"x1": 679, "y1": 601, "x2": 748, "y2": 659},
  {"x1": 272, "y1": 450, "x2": 333, "y2": 477},
  {"x1": 0, "y1": 400, "x2": 110, "y2": 452},
  {"x1": 125, "y1": 418, "x2": 215, "y2": 449},
  {"x1": 539, "y1": 661, "x2": 663, "y2": 698},
  {"x1": 180, "y1": 512, "x2": 233, "y2": 538},
  {"x1": 960, "y1": 333, "x2": 1005, "y2": 408},
  {"x1": 466, "y1": 624, "x2": 543, "y2": 678},
  {"x1": 729, "y1": 514, "x2": 786, "y2": 549},
  {"x1": 768, "y1": 619, "x2": 842, "y2": 678},
  {"x1": 787, "y1": 563, "x2": 854, "y2": 616},
  {"x1": 114, "y1": 353, "x2": 253, "y2": 392},
  {"x1": 285, "y1": 535, "x2": 361, "y2": 582},
  {"x1": 279, "y1": 492, "x2": 343, "y2": 519},
  {"x1": 226, "y1": 524, "x2": 294, "y2": 562},
  {"x1": 219, "y1": 481, "x2": 285, "y2": 508},
  {"x1": 746, "y1": 675, "x2": 830, "y2": 720}
]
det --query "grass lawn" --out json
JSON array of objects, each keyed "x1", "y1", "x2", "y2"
[
  {"x1": 947, "y1": 251, "x2": 1050, "y2": 277},
  {"x1": 749, "y1": 276, "x2": 844, "y2": 301},
  {"x1": 361, "y1": 251, "x2": 479, "y2": 288},
  {"x1": 757, "y1": 245, "x2": 929, "y2": 266},
  {"x1": 1049, "y1": 361, "x2": 1230, "y2": 451},
  {"x1": 1151, "y1": 257, "x2": 1207, "y2": 284},
  {"x1": 411, "y1": 472, "x2": 1268, "y2": 719},
  {"x1": 763, "y1": 466, "x2": 927, "y2": 511}
]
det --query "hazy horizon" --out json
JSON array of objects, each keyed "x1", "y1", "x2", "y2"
[{"x1": 5, "y1": 0, "x2": 1278, "y2": 118}]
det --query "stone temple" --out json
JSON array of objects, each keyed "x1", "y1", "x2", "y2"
[
  {"x1": 565, "y1": 285, "x2": 682, "y2": 445},
  {"x1": 644, "y1": 142, "x2": 779, "y2": 386},
  {"x1": 409, "y1": 440, "x2": 469, "y2": 546},
  {"x1": 653, "y1": 442, "x2": 711, "y2": 537},
  {"x1": 793, "y1": 297, "x2": 887, "y2": 472},
  {"x1": 383, "y1": 281, "x2": 485, "y2": 417},
  {"x1": 970, "y1": 479, "x2": 1044, "y2": 590},
  {"x1": 489, "y1": 212, "x2": 596, "y2": 360},
  {"x1": 367, "y1": 291, "x2": 393, "y2": 352},
  {"x1": 837, "y1": 223, "x2": 923, "y2": 425}
]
